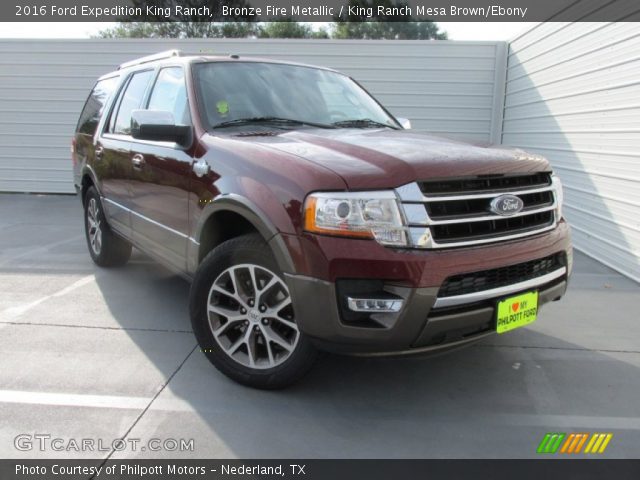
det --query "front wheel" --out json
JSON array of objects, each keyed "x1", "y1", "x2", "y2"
[{"x1": 189, "y1": 234, "x2": 317, "y2": 389}]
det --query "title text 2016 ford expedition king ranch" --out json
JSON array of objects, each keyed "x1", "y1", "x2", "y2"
[{"x1": 73, "y1": 50, "x2": 572, "y2": 388}]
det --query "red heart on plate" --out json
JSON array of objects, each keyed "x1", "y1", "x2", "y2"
[{"x1": 512, "y1": 302, "x2": 520, "y2": 312}]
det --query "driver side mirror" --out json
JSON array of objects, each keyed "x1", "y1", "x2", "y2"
[
  {"x1": 396, "y1": 117, "x2": 411, "y2": 130},
  {"x1": 131, "y1": 110, "x2": 191, "y2": 146}
]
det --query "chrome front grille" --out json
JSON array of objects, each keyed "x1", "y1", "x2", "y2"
[
  {"x1": 396, "y1": 173, "x2": 559, "y2": 249},
  {"x1": 419, "y1": 172, "x2": 552, "y2": 195}
]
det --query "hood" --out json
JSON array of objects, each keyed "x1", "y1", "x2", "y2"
[{"x1": 211, "y1": 129, "x2": 551, "y2": 190}]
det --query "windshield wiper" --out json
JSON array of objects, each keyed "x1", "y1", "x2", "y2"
[
  {"x1": 332, "y1": 119, "x2": 399, "y2": 130},
  {"x1": 212, "y1": 117, "x2": 335, "y2": 130}
]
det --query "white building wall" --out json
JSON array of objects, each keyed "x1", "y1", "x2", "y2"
[
  {"x1": 2, "y1": 32, "x2": 637, "y2": 281},
  {"x1": 0, "y1": 38, "x2": 506, "y2": 194},
  {"x1": 502, "y1": 22, "x2": 640, "y2": 281}
]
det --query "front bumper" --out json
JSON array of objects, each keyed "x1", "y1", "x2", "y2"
[
  {"x1": 287, "y1": 272, "x2": 567, "y2": 355},
  {"x1": 283, "y1": 221, "x2": 572, "y2": 355}
]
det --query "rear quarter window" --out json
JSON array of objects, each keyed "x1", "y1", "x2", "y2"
[{"x1": 76, "y1": 76, "x2": 119, "y2": 136}]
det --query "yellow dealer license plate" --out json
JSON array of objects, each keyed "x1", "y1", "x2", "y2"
[{"x1": 496, "y1": 291, "x2": 539, "y2": 334}]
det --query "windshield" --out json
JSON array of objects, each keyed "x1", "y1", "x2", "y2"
[{"x1": 193, "y1": 61, "x2": 399, "y2": 130}]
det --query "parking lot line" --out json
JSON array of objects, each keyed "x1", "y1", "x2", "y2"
[
  {"x1": 0, "y1": 389, "x2": 150, "y2": 410},
  {"x1": 0, "y1": 234, "x2": 83, "y2": 267},
  {"x1": 1, "y1": 274, "x2": 95, "y2": 319}
]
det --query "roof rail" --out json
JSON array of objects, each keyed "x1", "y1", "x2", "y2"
[{"x1": 117, "y1": 50, "x2": 183, "y2": 70}]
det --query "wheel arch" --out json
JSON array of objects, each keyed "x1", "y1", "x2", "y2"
[
  {"x1": 80, "y1": 165, "x2": 100, "y2": 207},
  {"x1": 192, "y1": 194, "x2": 295, "y2": 275}
]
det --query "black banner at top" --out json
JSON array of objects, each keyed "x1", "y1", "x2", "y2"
[{"x1": 5, "y1": 0, "x2": 640, "y2": 22}]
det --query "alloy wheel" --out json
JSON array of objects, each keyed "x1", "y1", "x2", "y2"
[
  {"x1": 207, "y1": 264, "x2": 299, "y2": 369},
  {"x1": 86, "y1": 197, "x2": 102, "y2": 255}
]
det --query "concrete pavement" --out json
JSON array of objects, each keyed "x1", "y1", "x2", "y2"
[{"x1": 1, "y1": 193, "x2": 639, "y2": 459}]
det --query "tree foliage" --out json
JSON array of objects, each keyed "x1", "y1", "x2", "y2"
[
  {"x1": 98, "y1": 22, "x2": 258, "y2": 38},
  {"x1": 258, "y1": 20, "x2": 329, "y2": 39},
  {"x1": 332, "y1": 21, "x2": 447, "y2": 40},
  {"x1": 98, "y1": 21, "x2": 444, "y2": 39},
  {"x1": 96, "y1": 0, "x2": 445, "y2": 40},
  {"x1": 98, "y1": 0, "x2": 257, "y2": 38},
  {"x1": 333, "y1": 0, "x2": 447, "y2": 39},
  {"x1": 97, "y1": 21, "x2": 332, "y2": 39}
]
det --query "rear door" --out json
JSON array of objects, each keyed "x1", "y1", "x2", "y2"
[
  {"x1": 97, "y1": 69, "x2": 155, "y2": 238},
  {"x1": 128, "y1": 66, "x2": 194, "y2": 271}
]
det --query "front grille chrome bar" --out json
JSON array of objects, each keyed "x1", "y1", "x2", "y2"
[
  {"x1": 408, "y1": 223, "x2": 557, "y2": 249},
  {"x1": 406, "y1": 204, "x2": 556, "y2": 226},
  {"x1": 395, "y1": 179, "x2": 559, "y2": 249},
  {"x1": 433, "y1": 267, "x2": 567, "y2": 308},
  {"x1": 422, "y1": 185, "x2": 555, "y2": 202}
]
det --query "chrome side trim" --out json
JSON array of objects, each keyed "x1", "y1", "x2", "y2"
[
  {"x1": 102, "y1": 197, "x2": 199, "y2": 244},
  {"x1": 433, "y1": 267, "x2": 567, "y2": 309}
]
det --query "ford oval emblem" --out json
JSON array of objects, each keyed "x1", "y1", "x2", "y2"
[{"x1": 490, "y1": 194, "x2": 524, "y2": 216}]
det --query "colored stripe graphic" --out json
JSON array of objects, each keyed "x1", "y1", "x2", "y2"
[
  {"x1": 584, "y1": 433, "x2": 613, "y2": 454},
  {"x1": 560, "y1": 433, "x2": 589, "y2": 454},
  {"x1": 539, "y1": 433, "x2": 613, "y2": 454},
  {"x1": 537, "y1": 433, "x2": 565, "y2": 453},
  {"x1": 574, "y1": 433, "x2": 589, "y2": 453}
]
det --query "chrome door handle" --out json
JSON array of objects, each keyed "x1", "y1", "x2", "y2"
[
  {"x1": 131, "y1": 154, "x2": 145, "y2": 170},
  {"x1": 94, "y1": 146, "x2": 104, "y2": 161},
  {"x1": 193, "y1": 160, "x2": 210, "y2": 178}
]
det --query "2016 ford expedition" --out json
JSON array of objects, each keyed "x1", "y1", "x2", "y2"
[{"x1": 73, "y1": 50, "x2": 572, "y2": 388}]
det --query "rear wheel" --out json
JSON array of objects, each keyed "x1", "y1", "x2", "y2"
[
  {"x1": 84, "y1": 186, "x2": 132, "y2": 267},
  {"x1": 190, "y1": 234, "x2": 317, "y2": 389}
]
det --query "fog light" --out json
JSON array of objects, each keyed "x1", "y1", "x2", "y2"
[{"x1": 347, "y1": 297, "x2": 404, "y2": 313}]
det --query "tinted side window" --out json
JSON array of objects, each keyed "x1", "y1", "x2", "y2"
[
  {"x1": 77, "y1": 77, "x2": 118, "y2": 135},
  {"x1": 147, "y1": 67, "x2": 191, "y2": 125},
  {"x1": 112, "y1": 70, "x2": 154, "y2": 135}
]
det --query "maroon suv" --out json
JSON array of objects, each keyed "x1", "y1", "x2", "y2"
[{"x1": 73, "y1": 50, "x2": 572, "y2": 388}]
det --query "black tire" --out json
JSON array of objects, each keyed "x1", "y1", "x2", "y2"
[
  {"x1": 83, "y1": 186, "x2": 132, "y2": 267},
  {"x1": 190, "y1": 234, "x2": 317, "y2": 389}
]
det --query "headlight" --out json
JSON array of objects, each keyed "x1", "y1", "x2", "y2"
[
  {"x1": 303, "y1": 191, "x2": 408, "y2": 246},
  {"x1": 552, "y1": 174, "x2": 563, "y2": 219}
]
